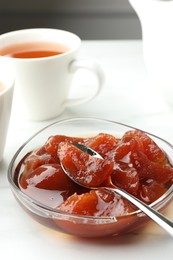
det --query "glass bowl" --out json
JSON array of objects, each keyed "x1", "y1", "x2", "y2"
[{"x1": 8, "y1": 118, "x2": 173, "y2": 237}]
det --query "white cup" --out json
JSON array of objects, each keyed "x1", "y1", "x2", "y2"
[
  {"x1": 0, "y1": 28, "x2": 104, "y2": 121},
  {"x1": 0, "y1": 60, "x2": 14, "y2": 161}
]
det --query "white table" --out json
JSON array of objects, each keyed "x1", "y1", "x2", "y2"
[{"x1": 1, "y1": 40, "x2": 173, "y2": 260}]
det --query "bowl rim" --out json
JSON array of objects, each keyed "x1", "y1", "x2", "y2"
[{"x1": 7, "y1": 117, "x2": 173, "y2": 222}]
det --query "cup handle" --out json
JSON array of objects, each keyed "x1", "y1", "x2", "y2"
[{"x1": 65, "y1": 59, "x2": 104, "y2": 107}]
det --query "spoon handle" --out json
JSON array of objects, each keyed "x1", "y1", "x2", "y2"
[{"x1": 105, "y1": 187, "x2": 173, "y2": 236}]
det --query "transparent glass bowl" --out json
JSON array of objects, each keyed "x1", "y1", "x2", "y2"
[{"x1": 8, "y1": 118, "x2": 173, "y2": 237}]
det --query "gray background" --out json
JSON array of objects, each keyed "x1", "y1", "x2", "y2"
[{"x1": 0, "y1": 0, "x2": 142, "y2": 39}]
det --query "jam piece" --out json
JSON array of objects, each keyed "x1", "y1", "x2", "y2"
[
  {"x1": 84, "y1": 133, "x2": 119, "y2": 161},
  {"x1": 114, "y1": 136, "x2": 138, "y2": 162},
  {"x1": 113, "y1": 130, "x2": 173, "y2": 186},
  {"x1": 111, "y1": 165, "x2": 139, "y2": 196},
  {"x1": 58, "y1": 142, "x2": 114, "y2": 187},
  {"x1": 20, "y1": 163, "x2": 78, "y2": 191},
  {"x1": 22, "y1": 150, "x2": 56, "y2": 178},
  {"x1": 122, "y1": 130, "x2": 168, "y2": 163},
  {"x1": 138, "y1": 180, "x2": 167, "y2": 203},
  {"x1": 44, "y1": 135, "x2": 84, "y2": 159},
  {"x1": 109, "y1": 133, "x2": 140, "y2": 196},
  {"x1": 131, "y1": 151, "x2": 173, "y2": 184},
  {"x1": 58, "y1": 189, "x2": 136, "y2": 217}
]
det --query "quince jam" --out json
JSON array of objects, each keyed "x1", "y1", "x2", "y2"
[{"x1": 16, "y1": 130, "x2": 173, "y2": 217}]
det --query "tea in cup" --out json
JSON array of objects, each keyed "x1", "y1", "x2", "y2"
[{"x1": 0, "y1": 28, "x2": 104, "y2": 121}]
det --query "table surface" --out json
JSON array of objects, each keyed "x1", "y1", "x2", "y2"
[{"x1": 1, "y1": 40, "x2": 173, "y2": 260}]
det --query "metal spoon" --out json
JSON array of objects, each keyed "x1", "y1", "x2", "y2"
[{"x1": 60, "y1": 143, "x2": 173, "y2": 237}]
